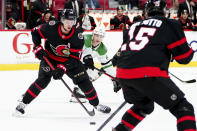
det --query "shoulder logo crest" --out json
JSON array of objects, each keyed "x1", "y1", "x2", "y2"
[
  {"x1": 49, "y1": 20, "x2": 56, "y2": 26},
  {"x1": 78, "y1": 33, "x2": 83, "y2": 39}
]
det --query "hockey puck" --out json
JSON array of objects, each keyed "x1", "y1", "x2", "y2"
[{"x1": 90, "y1": 122, "x2": 96, "y2": 125}]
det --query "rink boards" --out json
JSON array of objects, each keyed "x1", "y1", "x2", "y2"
[{"x1": 0, "y1": 30, "x2": 197, "y2": 70}]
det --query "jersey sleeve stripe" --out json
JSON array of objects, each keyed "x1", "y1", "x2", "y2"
[
  {"x1": 69, "y1": 48, "x2": 82, "y2": 52},
  {"x1": 174, "y1": 48, "x2": 194, "y2": 60},
  {"x1": 167, "y1": 37, "x2": 186, "y2": 49},
  {"x1": 116, "y1": 67, "x2": 169, "y2": 79},
  {"x1": 38, "y1": 25, "x2": 46, "y2": 39},
  {"x1": 45, "y1": 49, "x2": 69, "y2": 62}
]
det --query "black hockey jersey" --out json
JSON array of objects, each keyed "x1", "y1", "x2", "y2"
[
  {"x1": 31, "y1": 20, "x2": 84, "y2": 63},
  {"x1": 117, "y1": 16, "x2": 194, "y2": 79},
  {"x1": 110, "y1": 15, "x2": 132, "y2": 30}
]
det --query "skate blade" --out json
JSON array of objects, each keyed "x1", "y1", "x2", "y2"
[{"x1": 12, "y1": 110, "x2": 24, "y2": 117}]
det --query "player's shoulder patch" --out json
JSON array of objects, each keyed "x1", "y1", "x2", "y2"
[
  {"x1": 49, "y1": 20, "x2": 56, "y2": 26},
  {"x1": 78, "y1": 32, "x2": 83, "y2": 39}
]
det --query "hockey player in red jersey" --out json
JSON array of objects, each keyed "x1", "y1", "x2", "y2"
[
  {"x1": 113, "y1": 0, "x2": 196, "y2": 131},
  {"x1": 110, "y1": 6, "x2": 132, "y2": 30},
  {"x1": 13, "y1": 9, "x2": 107, "y2": 116}
]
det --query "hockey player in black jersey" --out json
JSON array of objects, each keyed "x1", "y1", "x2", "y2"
[
  {"x1": 113, "y1": 0, "x2": 196, "y2": 131},
  {"x1": 110, "y1": 6, "x2": 132, "y2": 30},
  {"x1": 13, "y1": 9, "x2": 108, "y2": 116}
]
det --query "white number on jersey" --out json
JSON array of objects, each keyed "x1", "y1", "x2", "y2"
[{"x1": 121, "y1": 27, "x2": 156, "y2": 51}]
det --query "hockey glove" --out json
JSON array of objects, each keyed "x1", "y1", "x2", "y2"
[
  {"x1": 83, "y1": 55, "x2": 94, "y2": 70},
  {"x1": 33, "y1": 45, "x2": 48, "y2": 60},
  {"x1": 112, "y1": 79, "x2": 122, "y2": 93},
  {"x1": 52, "y1": 64, "x2": 66, "y2": 80}
]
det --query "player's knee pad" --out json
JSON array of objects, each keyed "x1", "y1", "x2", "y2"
[
  {"x1": 170, "y1": 98, "x2": 194, "y2": 117},
  {"x1": 78, "y1": 80, "x2": 99, "y2": 106},
  {"x1": 169, "y1": 98, "x2": 196, "y2": 131}
]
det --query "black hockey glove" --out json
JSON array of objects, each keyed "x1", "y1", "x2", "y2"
[
  {"x1": 112, "y1": 79, "x2": 122, "y2": 93},
  {"x1": 33, "y1": 45, "x2": 48, "y2": 60},
  {"x1": 52, "y1": 64, "x2": 66, "y2": 80},
  {"x1": 83, "y1": 55, "x2": 94, "y2": 70}
]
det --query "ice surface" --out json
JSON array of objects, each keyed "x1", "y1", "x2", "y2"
[{"x1": 0, "y1": 67, "x2": 197, "y2": 131}]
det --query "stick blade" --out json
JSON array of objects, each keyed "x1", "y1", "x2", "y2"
[{"x1": 186, "y1": 79, "x2": 196, "y2": 83}]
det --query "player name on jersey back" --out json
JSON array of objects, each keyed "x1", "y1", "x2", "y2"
[{"x1": 135, "y1": 18, "x2": 162, "y2": 27}]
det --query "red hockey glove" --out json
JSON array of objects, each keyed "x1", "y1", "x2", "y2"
[
  {"x1": 33, "y1": 45, "x2": 48, "y2": 60},
  {"x1": 52, "y1": 64, "x2": 66, "y2": 80}
]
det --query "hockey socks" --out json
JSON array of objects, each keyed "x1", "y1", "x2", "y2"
[
  {"x1": 77, "y1": 80, "x2": 99, "y2": 106},
  {"x1": 22, "y1": 82, "x2": 43, "y2": 104},
  {"x1": 114, "y1": 108, "x2": 145, "y2": 131},
  {"x1": 122, "y1": 108, "x2": 145, "y2": 130}
]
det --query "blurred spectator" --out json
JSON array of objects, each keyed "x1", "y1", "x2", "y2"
[
  {"x1": 173, "y1": 0, "x2": 179, "y2": 10},
  {"x1": 178, "y1": 0, "x2": 197, "y2": 24},
  {"x1": 9, "y1": 0, "x2": 21, "y2": 20},
  {"x1": 64, "y1": 0, "x2": 84, "y2": 18},
  {"x1": 84, "y1": 0, "x2": 101, "y2": 9},
  {"x1": 77, "y1": 7, "x2": 96, "y2": 30},
  {"x1": 6, "y1": 18, "x2": 16, "y2": 29},
  {"x1": 126, "y1": 0, "x2": 139, "y2": 10},
  {"x1": 110, "y1": 6, "x2": 132, "y2": 30},
  {"x1": 36, "y1": 9, "x2": 55, "y2": 26},
  {"x1": 6, "y1": 1, "x2": 18, "y2": 29},
  {"x1": 178, "y1": 9, "x2": 197, "y2": 30},
  {"x1": 27, "y1": 0, "x2": 49, "y2": 29}
]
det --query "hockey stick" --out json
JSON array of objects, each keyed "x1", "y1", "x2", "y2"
[
  {"x1": 43, "y1": 56, "x2": 95, "y2": 116},
  {"x1": 169, "y1": 72, "x2": 196, "y2": 83},
  {"x1": 96, "y1": 101, "x2": 127, "y2": 131},
  {"x1": 94, "y1": 67, "x2": 118, "y2": 81}
]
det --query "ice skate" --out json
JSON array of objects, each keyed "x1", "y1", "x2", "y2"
[
  {"x1": 95, "y1": 104, "x2": 111, "y2": 113},
  {"x1": 13, "y1": 101, "x2": 27, "y2": 117},
  {"x1": 69, "y1": 87, "x2": 87, "y2": 103}
]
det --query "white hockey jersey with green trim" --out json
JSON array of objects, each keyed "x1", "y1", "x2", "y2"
[{"x1": 82, "y1": 34, "x2": 116, "y2": 77}]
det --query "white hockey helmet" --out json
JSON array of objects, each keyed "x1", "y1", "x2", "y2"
[{"x1": 93, "y1": 26, "x2": 105, "y2": 37}]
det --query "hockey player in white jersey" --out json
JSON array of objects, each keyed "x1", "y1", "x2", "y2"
[{"x1": 70, "y1": 26, "x2": 121, "y2": 113}]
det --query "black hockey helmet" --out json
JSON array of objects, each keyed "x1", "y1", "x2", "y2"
[
  {"x1": 116, "y1": 6, "x2": 124, "y2": 11},
  {"x1": 181, "y1": 9, "x2": 189, "y2": 15},
  {"x1": 61, "y1": 9, "x2": 76, "y2": 21},
  {"x1": 145, "y1": 0, "x2": 166, "y2": 16}
]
